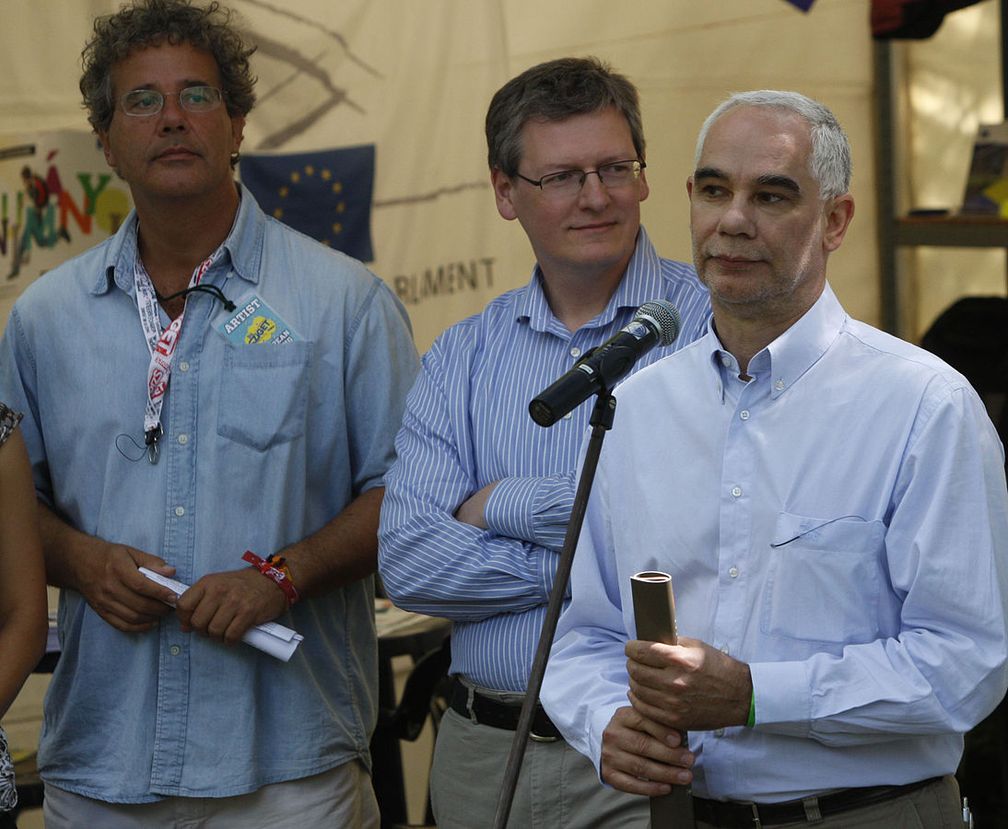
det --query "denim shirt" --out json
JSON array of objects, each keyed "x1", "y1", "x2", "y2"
[{"x1": 0, "y1": 185, "x2": 419, "y2": 802}]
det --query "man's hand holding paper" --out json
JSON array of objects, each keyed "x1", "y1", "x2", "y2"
[
  {"x1": 76, "y1": 538, "x2": 177, "y2": 633},
  {"x1": 139, "y1": 567, "x2": 304, "y2": 662},
  {"x1": 176, "y1": 567, "x2": 289, "y2": 645}
]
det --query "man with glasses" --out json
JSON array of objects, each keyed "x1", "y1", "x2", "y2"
[
  {"x1": 0, "y1": 1, "x2": 417, "y2": 826},
  {"x1": 379, "y1": 57, "x2": 710, "y2": 827}
]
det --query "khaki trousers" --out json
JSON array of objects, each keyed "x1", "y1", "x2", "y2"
[
  {"x1": 42, "y1": 761, "x2": 379, "y2": 829},
  {"x1": 430, "y1": 706, "x2": 649, "y2": 829},
  {"x1": 695, "y1": 775, "x2": 963, "y2": 829}
]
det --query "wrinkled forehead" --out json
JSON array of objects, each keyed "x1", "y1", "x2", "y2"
[
  {"x1": 110, "y1": 41, "x2": 222, "y2": 94},
  {"x1": 698, "y1": 106, "x2": 815, "y2": 187},
  {"x1": 518, "y1": 106, "x2": 636, "y2": 169}
]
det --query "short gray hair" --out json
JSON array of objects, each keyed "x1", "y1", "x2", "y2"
[{"x1": 694, "y1": 90, "x2": 851, "y2": 200}]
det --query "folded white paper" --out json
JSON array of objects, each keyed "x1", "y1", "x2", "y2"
[{"x1": 139, "y1": 567, "x2": 304, "y2": 662}]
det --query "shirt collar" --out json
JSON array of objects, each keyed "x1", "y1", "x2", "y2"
[
  {"x1": 704, "y1": 282, "x2": 847, "y2": 401},
  {"x1": 514, "y1": 225, "x2": 664, "y2": 334},
  {"x1": 92, "y1": 182, "x2": 265, "y2": 297}
]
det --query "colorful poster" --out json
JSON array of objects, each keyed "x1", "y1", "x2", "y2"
[
  {"x1": 0, "y1": 132, "x2": 132, "y2": 298},
  {"x1": 961, "y1": 123, "x2": 1008, "y2": 217}
]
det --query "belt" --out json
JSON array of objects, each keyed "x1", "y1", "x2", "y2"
[
  {"x1": 693, "y1": 776, "x2": 942, "y2": 828},
  {"x1": 448, "y1": 677, "x2": 563, "y2": 742}
]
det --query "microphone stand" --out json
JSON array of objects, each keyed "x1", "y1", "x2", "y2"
[{"x1": 492, "y1": 388, "x2": 617, "y2": 829}]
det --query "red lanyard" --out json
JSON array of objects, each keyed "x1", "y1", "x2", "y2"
[{"x1": 133, "y1": 250, "x2": 220, "y2": 463}]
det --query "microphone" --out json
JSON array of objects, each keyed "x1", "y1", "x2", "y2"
[{"x1": 528, "y1": 300, "x2": 681, "y2": 427}]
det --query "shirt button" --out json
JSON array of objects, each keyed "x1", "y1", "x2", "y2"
[
  {"x1": 169, "y1": 645, "x2": 181, "y2": 656},
  {"x1": 179, "y1": 361, "x2": 190, "y2": 372},
  {"x1": 174, "y1": 506, "x2": 185, "y2": 517},
  {"x1": 739, "y1": 410, "x2": 750, "y2": 420},
  {"x1": 720, "y1": 355, "x2": 732, "y2": 367},
  {"x1": 728, "y1": 566, "x2": 739, "y2": 578},
  {"x1": 570, "y1": 346, "x2": 582, "y2": 358},
  {"x1": 731, "y1": 486, "x2": 742, "y2": 498},
  {"x1": 714, "y1": 728, "x2": 725, "y2": 737},
  {"x1": 177, "y1": 433, "x2": 188, "y2": 445},
  {"x1": 563, "y1": 412, "x2": 572, "y2": 420},
  {"x1": 775, "y1": 379, "x2": 785, "y2": 391},
  {"x1": 720, "y1": 645, "x2": 730, "y2": 655}
]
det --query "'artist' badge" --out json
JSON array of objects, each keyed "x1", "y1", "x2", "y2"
[{"x1": 217, "y1": 293, "x2": 300, "y2": 345}]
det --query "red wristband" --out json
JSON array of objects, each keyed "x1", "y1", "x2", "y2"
[{"x1": 243, "y1": 550, "x2": 300, "y2": 606}]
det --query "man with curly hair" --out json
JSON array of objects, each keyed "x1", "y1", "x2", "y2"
[{"x1": 0, "y1": 1, "x2": 418, "y2": 826}]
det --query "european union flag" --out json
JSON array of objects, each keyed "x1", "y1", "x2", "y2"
[{"x1": 240, "y1": 144, "x2": 375, "y2": 262}]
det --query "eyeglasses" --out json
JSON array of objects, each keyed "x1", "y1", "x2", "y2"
[
  {"x1": 120, "y1": 85, "x2": 224, "y2": 117},
  {"x1": 516, "y1": 159, "x2": 645, "y2": 197}
]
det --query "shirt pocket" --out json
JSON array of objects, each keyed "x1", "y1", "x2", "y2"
[
  {"x1": 761, "y1": 512, "x2": 886, "y2": 646},
  {"x1": 217, "y1": 342, "x2": 312, "y2": 450}
]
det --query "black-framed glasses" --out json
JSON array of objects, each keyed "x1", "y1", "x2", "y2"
[
  {"x1": 121, "y1": 85, "x2": 224, "y2": 117},
  {"x1": 516, "y1": 159, "x2": 645, "y2": 197}
]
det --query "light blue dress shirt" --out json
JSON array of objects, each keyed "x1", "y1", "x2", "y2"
[
  {"x1": 541, "y1": 284, "x2": 1008, "y2": 802},
  {"x1": 0, "y1": 186, "x2": 419, "y2": 802},
  {"x1": 379, "y1": 228, "x2": 711, "y2": 691}
]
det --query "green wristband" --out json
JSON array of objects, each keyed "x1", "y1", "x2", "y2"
[{"x1": 746, "y1": 691, "x2": 756, "y2": 728}]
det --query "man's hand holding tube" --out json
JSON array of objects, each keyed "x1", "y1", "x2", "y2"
[
  {"x1": 601, "y1": 705, "x2": 693, "y2": 796},
  {"x1": 600, "y1": 636, "x2": 753, "y2": 795}
]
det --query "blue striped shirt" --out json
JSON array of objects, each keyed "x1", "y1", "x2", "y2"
[{"x1": 379, "y1": 227, "x2": 711, "y2": 690}]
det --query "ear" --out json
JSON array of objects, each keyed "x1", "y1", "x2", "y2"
[
  {"x1": 686, "y1": 175, "x2": 695, "y2": 199},
  {"x1": 97, "y1": 129, "x2": 118, "y2": 174},
  {"x1": 231, "y1": 114, "x2": 246, "y2": 154},
  {"x1": 491, "y1": 168, "x2": 518, "y2": 221},
  {"x1": 823, "y1": 193, "x2": 854, "y2": 253},
  {"x1": 637, "y1": 165, "x2": 650, "y2": 203}
]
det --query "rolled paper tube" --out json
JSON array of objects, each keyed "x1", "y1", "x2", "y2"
[{"x1": 630, "y1": 570, "x2": 695, "y2": 828}]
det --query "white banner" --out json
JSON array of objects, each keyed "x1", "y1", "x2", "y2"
[{"x1": 0, "y1": 0, "x2": 879, "y2": 349}]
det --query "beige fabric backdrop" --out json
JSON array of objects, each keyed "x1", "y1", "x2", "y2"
[
  {"x1": 2, "y1": 1, "x2": 1002, "y2": 346},
  {"x1": 0, "y1": 0, "x2": 881, "y2": 351}
]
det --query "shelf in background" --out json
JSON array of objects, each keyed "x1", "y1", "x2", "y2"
[{"x1": 895, "y1": 215, "x2": 1008, "y2": 248}]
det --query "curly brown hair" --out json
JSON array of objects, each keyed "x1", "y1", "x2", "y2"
[{"x1": 80, "y1": 0, "x2": 257, "y2": 133}]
